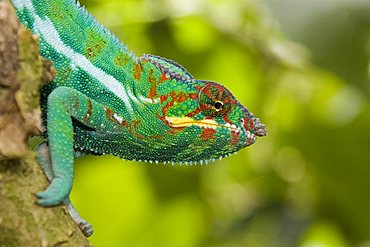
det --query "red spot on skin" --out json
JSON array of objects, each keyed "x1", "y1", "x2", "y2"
[
  {"x1": 148, "y1": 69, "x2": 157, "y2": 99},
  {"x1": 186, "y1": 107, "x2": 200, "y2": 117},
  {"x1": 167, "y1": 127, "x2": 185, "y2": 135},
  {"x1": 160, "y1": 95, "x2": 168, "y2": 103},
  {"x1": 148, "y1": 69, "x2": 155, "y2": 84},
  {"x1": 124, "y1": 120, "x2": 145, "y2": 139},
  {"x1": 135, "y1": 133, "x2": 145, "y2": 140},
  {"x1": 190, "y1": 93, "x2": 198, "y2": 100},
  {"x1": 156, "y1": 113, "x2": 167, "y2": 123},
  {"x1": 74, "y1": 99, "x2": 79, "y2": 110},
  {"x1": 200, "y1": 128, "x2": 216, "y2": 140},
  {"x1": 148, "y1": 70, "x2": 173, "y2": 101},
  {"x1": 157, "y1": 91, "x2": 202, "y2": 128},
  {"x1": 181, "y1": 93, "x2": 199, "y2": 117},
  {"x1": 223, "y1": 115, "x2": 233, "y2": 125},
  {"x1": 105, "y1": 107, "x2": 113, "y2": 120},
  {"x1": 150, "y1": 134, "x2": 163, "y2": 140},
  {"x1": 160, "y1": 92, "x2": 198, "y2": 116},
  {"x1": 179, "y1": 94, "x2": 187, "y2": 102},
  {"x1": 84, "y1": 98, "x2": 93, "y2": 122},
  {"x1": 114, "y1": 55, "x2": 129, "y2": 67},
  {"x1": 134, "y1": 64, "x2": 143, "y2": 80},
  {"x1": 159, "y1": 72, "x2": 170, "y2": 83},
  {"x1": 86, "y1": 47, "x2": 94, "y2": 59},
  {"x1": 243, "y1": 117, "x2": 254, "y2": 131},
  {"x1": 161, "y1": 92, "x2": 176, "y2": 116},
  {"x1": 132, "y1": 120, "x2": 140, "y2": 128},
  {"x1": 231, "y1": 130, "x2": 240, "y2": 145}
]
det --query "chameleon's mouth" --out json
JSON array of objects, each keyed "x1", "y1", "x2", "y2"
[{"x1": 165, "y1": 116, "x2": 242, "y2": 133}]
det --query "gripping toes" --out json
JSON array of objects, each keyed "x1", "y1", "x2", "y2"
[
  {"x1": 64, "y1": 197, "x2": 94, "y2": 237},
  {"x1": 78, "y1": 219, "x2": 94, "y2": 237}
]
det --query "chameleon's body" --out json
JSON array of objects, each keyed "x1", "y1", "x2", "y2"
[{"x1": 11, "y1": 0, "x2": 266, "y2": 236}]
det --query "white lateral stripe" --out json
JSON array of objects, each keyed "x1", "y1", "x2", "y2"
[
  {"x1": 12, "y1": 0, "x2": 35, "y2": 12},
  {"x1": 17, "y1": 0, "x2": 133, "y2": 112}
]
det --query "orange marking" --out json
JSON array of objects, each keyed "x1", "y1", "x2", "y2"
[
  {"x1": 148, "y1": 69, "x2": 157, "y2": 99},
  {"x1": 231, "y1": 130, "x2": 240, "y2": 145},
  {"x1": 186, "y1": 107, "x2": 200, "y2": 117},
  {"x1": 114, "y1": 55, "x2": 129, "y2": 67},
  {"x1": 84, "y1": 98, "x2": 93, "y2": 122},
  {"x1": 150, "y1": 134, "x2": 163, "y2": 140},
  {"x1": 167, "y1": 127, "x2": 185, "y2": 135},
  {"x1": 132, "y1": 120, "x2": 140, "y2": 128},
  {"x1": 74, "y1": 99, "x2": 79, "y2": 110},
  {"x1": 160, "y1": 95, "x2": 168, "y2": 103},
  {"x1": 190, "y1": 93, "x2": 198, "y2": 100},
  {"x1": 200, "y1": 128, "x2": 216, "y2": 140},
  {"x1": 134, "y1": 64, "x2": 143, "y2": 80},
  {"x1": 159, "y1": 72, "x2": 169, "y2": 83}
]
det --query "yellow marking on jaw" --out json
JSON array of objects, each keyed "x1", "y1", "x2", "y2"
[
  {"x1": 165, "y1": 116, "x2": 243, "y2": 134},
  {"x1": 165, "y1": 116, "x2": 242, "y2": 134},
  {"x1": 165, "y1": 116, "x2": 218, "y2": 128}
]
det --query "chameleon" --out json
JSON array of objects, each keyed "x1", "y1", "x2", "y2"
[{"x1": 11, "y1": 0, "x2": 266, "y2": 237}]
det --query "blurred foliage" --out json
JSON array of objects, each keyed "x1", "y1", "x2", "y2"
[{"x1": 70, "y1": 0, "x2": 370, "y2": 246}]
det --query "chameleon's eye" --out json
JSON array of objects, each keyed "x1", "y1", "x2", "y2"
[
  {"x1": 199, "y1": 83, "x2": 235, "y2": 117},
  {"x1": 214, "y1": 101, "x2": 223, "y2": 110}
]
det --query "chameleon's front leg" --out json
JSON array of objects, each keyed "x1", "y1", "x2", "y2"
[
  {"x1": 36, "y1": 142, "x2": 94, "y2": 237},
  {"x1": 36, "y1": 86, "x2": 113, "y2": 206}
]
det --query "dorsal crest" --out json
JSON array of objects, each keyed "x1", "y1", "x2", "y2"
[{"x1": 141, "y1": 54, "x2": 193, "y2": 81}]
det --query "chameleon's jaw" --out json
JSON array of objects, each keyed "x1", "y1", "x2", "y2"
[
  {"x1": 164, "y1": 116, "x2": 258, "y2": 145},
  {"x1": 165, "y1": 116, "x2": 242, "y2": 133}
]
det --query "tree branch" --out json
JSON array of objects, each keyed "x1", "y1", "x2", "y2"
[{"x1": 0, "y1": 1, "x2": 91, "y2": 246}]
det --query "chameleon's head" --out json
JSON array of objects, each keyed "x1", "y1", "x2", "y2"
[
  {"x1": 165, "y1": 81, "x2": 266, "y2": 145},
  {"x1": 142, "y1": 55, "x2": 266, "y2": 163},
  {"x1": 161, "y1": 80, "x2": 266, "y2": 162}
]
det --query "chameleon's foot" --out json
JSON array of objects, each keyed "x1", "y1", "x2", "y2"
[
  {"x1": 64, "y1": 197, "x2": 94, "y2": 237},
  {"x1": 36, "y1": 177, "x2": 70, "y2": 206},
  {"x1": 77, "y1": 218, "x2": 94, "y2": 237}
]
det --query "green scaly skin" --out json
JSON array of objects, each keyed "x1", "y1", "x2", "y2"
[{"x1": 11, "y1": 0, "x2": 266, "y2": 237}]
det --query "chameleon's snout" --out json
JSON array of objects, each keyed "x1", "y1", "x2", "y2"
[
  {"x1": 244, "y1": 111, "x2": 267, "y2": 137},
  {"x1": 252, "y1": 116, "x2": 267, "y2": 137}
]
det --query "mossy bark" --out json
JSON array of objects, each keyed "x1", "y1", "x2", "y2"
[{"x1": 0, "y1": 1, "x2": 91, "y2": 246}]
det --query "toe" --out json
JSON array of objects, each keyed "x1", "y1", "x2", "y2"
[{"x1": 79, "y1": 221, "x2": 94, "y2": 237}]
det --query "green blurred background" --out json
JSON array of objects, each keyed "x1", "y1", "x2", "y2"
[{"x1": 71, "y1": 0, "x2": 370, "y2": 246}]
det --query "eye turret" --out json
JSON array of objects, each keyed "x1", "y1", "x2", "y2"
[{"x1": 198, "y1": 83, "x2": 235, "y2": 117}]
